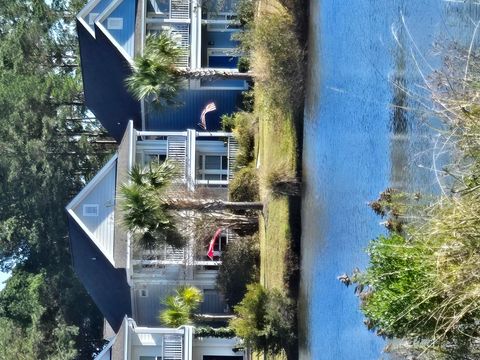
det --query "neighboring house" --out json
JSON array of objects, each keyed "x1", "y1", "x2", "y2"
[
  {"x1": 69, "y1": 1, "x2": 249, "y2": 358},
  {"x1": 66, "y1": 119, "x2": 245, "y2": 359},
  {"x1": 96, "y1": 318, "x2": 245, "y2": 360},
  {"x1": 76, "y1": 0, "x2": 246, "y2": 140}
]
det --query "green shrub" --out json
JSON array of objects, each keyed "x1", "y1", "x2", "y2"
[
  {"x1": 235, "y1": 0, "x2": 255, "y2": 26},
  {"x1": 238, "y1": 57, "x2": 250, "y2": 73},
  {"x1": 266, "y1": 165, "x2": 300, "y2": 197},
  {"x1": 221, "y1": 112, "x2": 256, "y2": 167},
  {"x1": 230, "y1": 284, "x2": 296, "y2": 356},
  {"x1": 240, "y1": 89, "x2": 254, "y2": 112},
  {"x1": 194, "y1": 326, "x2": 236, "y2": 338},
  {"x1": 217, "y1": 234, "x2": 259, "y2": 308},
  {"x1": 251, "y1": 10, "x2": 305, "y2": 114},
  {"x1": 229, "y1": 166, "x2": 259, "y2": 202}
]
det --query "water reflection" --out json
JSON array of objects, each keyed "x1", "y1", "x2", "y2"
[{"x1": 300, "y1": 1, "x2": 480, "y2": 359}]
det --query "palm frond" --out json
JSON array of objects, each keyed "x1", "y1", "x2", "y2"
[{"x1": 125, "y1": 32, "x2": 185, "y2": 107}]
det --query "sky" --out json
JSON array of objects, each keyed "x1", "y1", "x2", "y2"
[{"x1": 0, "y1": 272, "x2": 10, "y2": 290}]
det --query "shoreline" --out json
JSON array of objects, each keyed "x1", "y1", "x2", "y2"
[{"x1": 252, "y1": 0, "x2": 309, "y2": 358}]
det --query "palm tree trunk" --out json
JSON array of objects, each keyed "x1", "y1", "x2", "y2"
[
  {"x1": 175, "y1": 68, "x2": 254, "y2": 81},
  {"x1": 165, "y1": 198, "x2": 263, "y2": 212}
]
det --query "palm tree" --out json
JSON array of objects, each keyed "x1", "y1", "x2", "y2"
[
  {"x1": 159, "y1": 286, "x2": 203, "y2": 327},
  {"x1": 120, "y1": 160, "x2": 262, "y2": 249},
  {"x1": 126, "y1": 33, "x2": 253, "y2": 105},
  {"x1": 120, "y1": 161, "x2": 186, "y2": 249}
]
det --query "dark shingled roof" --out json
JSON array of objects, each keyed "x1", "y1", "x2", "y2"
[
  {"x1": 67, "y1": 214, "x2": 132, "y2": 332},
  {"x1": 77, "y1": 18, "x2": 141, "y2": 142}
]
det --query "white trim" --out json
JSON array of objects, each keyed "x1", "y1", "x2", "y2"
[
  {"x1": 124, "y1": 317, "x2": 129, "y2": 360},
  {"x1": 66, "y1": 155, "x2": 118, "y2": 211},
  {"x1": 131, "y1": 277, "x2": 217, "y2": 286},
  {"x1": 132, "y1": 259, "x2": 222, "y2": 266},
  {"x1": 77, "y1": 0, "x2": 102, "y2": 37},
  {"x1": 195, "y1": 179, "x2": 228, "y2": 186},
  {"x1": 134, "y1": 327, "x2": 185, "y2": 335},
  {"x1": 88, "y1": 12, "x2": 100, "y2": 25},
  {"x1": 137, "y1": 130, "x2": 188, "y2": 137},
  {"x1": 146, "y1": 17, "x2": 191, "y2": 24},
  {"x1": 67, "y1": 209, "x2": 116, "y2": 266},
  {"x1": 93, "y1": 336, "x2": 115, "y2": 360}
]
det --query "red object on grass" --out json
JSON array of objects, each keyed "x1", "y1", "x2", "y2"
[{"x1": 207, "y1": 228, "x2": 223, "y2": 260}]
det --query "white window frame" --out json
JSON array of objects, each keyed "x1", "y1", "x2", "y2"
[
  {"x1": 88, "y1": 12, "x2": 99, "y2": 26},
  {"x1": 196, "y1": 154, "x2": 228, "y2": 181}
]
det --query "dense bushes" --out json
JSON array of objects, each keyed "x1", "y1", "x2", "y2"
[
  {"x1": 230, "y1": 284, "x2": 296, "y2": 356},
  {"x1": 217, "y1": 235, "x2": 259, "y2": 308},
  {"x1": 229, "y1": 166, "x2": 259, "y2": 202},
  {"x1": 221, "y1": 112, "x2": 256, "y2": 168},
  {"x1": 194, "y1": 326, "x2": 236, "y2": 339}
]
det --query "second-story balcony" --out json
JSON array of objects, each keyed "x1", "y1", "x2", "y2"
[{"x1": 145, "y1": 0, "x2": 192, "y2": 67}]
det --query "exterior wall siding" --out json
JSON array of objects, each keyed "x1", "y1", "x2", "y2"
[
  {"x1": 72, "y1": 160, "x2": 116, "y2": 263},
  {"x1": 77, "y1": 18, "x2": 141, "y2": 141},
  {"x1": 67, "y1": 215, "x2": 131, "y2": 332},
  {"x1": 101, "y1": 0, "x2": 137, "y2": 58},
  {"x1": 133, "y1": 283, "x2": 226, "y2": 326},
  {"x1": 145, "y1": 89, "x2": 242, "y2": 131}
]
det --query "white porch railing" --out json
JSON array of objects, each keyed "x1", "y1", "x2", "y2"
[{"x1": 135, "y1": 130, "x2": 237, "y2": 188}]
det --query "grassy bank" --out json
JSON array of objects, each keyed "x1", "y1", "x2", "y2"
[{"x1": 250, "y1": 0, "x2": 308, "y2": 358}]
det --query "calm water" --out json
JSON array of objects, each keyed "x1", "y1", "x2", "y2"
[{"x1": 300, "y1": 1, "x2": 480, "y2": 359}]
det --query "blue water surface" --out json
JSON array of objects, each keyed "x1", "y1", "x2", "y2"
[{"x1": 300, "y1": 1, "x2": 480, "y2": 359}]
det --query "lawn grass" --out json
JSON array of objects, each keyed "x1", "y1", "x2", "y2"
[
  {"x1": 228, "y1": 0, "x2": 307, "y2": 357},
  {"x1": 257, "y1": 89, "x2": 297, "y2": 291},
  {"x1": 250, "y1": 1, "x2": 306, "y2": 358}
]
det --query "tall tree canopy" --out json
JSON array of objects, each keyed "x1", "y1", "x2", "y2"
[{"x1": 0, "y1": 0, "x2": 114, "y2": 358}]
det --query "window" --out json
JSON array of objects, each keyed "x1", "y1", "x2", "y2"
[
  {"x1": 139, "y1": 289, "x2": 148, "y2": 297},
  {"x1": 139, "y1": 356, "x2": 162, "y2": 360},
  {"x1": 107, "y1": 17, "x2": 123, "y2": 30},
  {"x1": 214, "y1": 235, "x2": 228, "y2": 252},
  {"x1": 197, "y1": 154, "x2": 228, "y2": 181},
  {"x1": 145, "y1": 153, "x2": 167, "y2": 166},
  {"x1": 83, "y1": 204, "x2": 99, "y2": 217}
]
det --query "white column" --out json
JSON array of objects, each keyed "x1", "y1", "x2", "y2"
[{"x1": 187, "y1": 129, "x2": 197, "y2": 191}]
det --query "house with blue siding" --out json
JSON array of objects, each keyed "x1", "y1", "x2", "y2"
[
  {"x1": 68, "y1": 0, "x2": 250, "y2": 359},
  {"x1": 76, "y1": 0, "x2": 246, "y2": 140}
]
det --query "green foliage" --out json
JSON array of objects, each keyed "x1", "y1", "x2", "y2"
[
  {"x1": 236, "y1": 6, "x2": 304, "y2": 115},
  {"x1": 229, "y1": 166, "x2": 259, "y2": 202},
  {"x1": 217, "y1": 235, "x2": 259, "y2": 307},
  {"x1": 266, "y1": 164, "x2": 301, "y2": 197},
  {"x1": 238, "y1": 57, "x2": 250, "y2": 73},
  {"x1": 126, "y1": 33, "x2": 183, "y2": 107},
  {"x1": 235, "y1": 0, "x2": 255, "y2": 26},
  {"x1": 159, "y1": 286, "x2": 203, "y2": 327},
  {"x1": 345, "y1": 47, "x2": 480, "y2": 357},
  {"x1": 194, "y1": 326, "x2": 236, "y2": 339},
  {"x1": 230, "y1": 284, "x2": 296, "y2": 356},
  {"x1": 221, "y1": 112, "x2": 256, "y2": 167},
  {"x1": 0, "y1": 0, "x2": 111, "y2": 357},
  {"x1": 120, "y1": 162, "x2": 185, "y2": 249}
]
